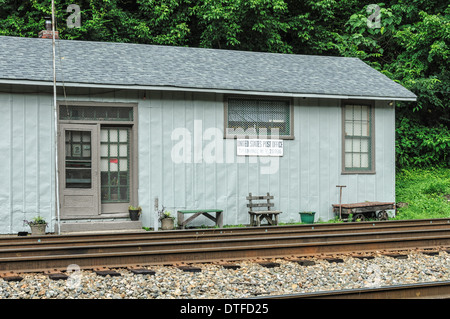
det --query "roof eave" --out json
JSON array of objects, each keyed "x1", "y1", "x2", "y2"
[{"x1": 0, "y1": 79, "x2": 417, "y2": 102}]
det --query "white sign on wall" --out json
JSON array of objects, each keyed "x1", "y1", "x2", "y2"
[{"x1": 236, "y1": 139, "x2": 283, "y2": 156}]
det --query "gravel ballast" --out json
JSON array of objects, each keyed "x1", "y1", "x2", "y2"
[{"x1": 1, "y1": 251, "x2": 449, "y2": 299}]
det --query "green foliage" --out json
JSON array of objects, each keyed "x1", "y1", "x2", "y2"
[
  {"x1": 0, "y1": 0, "x2": 448, "y2": 168},
  {"x1": 395, "y1": 167, "x2": 450, "y2": 220},
  {"x1": 128, "y1": 205, "x2": 142, "y2": 211},
  {"x1": 24, "y1": 215, "x2": 47, "y2": 225},
  {"x1": 192, "y1": 0, "x2": 292, "y2": 52},
  {"x1": 396, "y1": 118, "x2": 450, "y2": 168}
]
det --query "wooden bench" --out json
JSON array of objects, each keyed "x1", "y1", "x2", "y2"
[
  {"x1": 177, "y1": 209, "x2": 223, "y2": 229},
  {"x1": 247, "y1": 193, "x2": 282, "y2": 226}
]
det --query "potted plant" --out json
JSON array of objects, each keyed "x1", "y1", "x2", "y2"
[
  {"x1": 299, "y1": 211, "x2": 316, "y2": 224},
  {"x1": 158, "y1": 206, "x2": 175, "y2": 230},
  {"x1": 128, "y1": 205, "x2": 141, "y2": 221},
  {"x1": 24, "y1": 216, "x2": 47, "y2": 235}
]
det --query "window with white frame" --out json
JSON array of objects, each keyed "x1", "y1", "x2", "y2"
[
  {"x1": 225, "y1": 97, "x2": 293, "y2": 138},
  {"x1": 343, "y1": 103, "x2": 374, "y2": 173}
]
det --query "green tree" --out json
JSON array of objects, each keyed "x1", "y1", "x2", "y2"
[{"x1": 0, "y1": 0, "x2": 448, "y2": 167}]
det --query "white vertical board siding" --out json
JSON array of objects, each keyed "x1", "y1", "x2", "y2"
[
  {"x1": 138, "y1": 93, "x2": 395, "y2": 228},
  {"x1": 0, "y1": 89, "x2": 55, "y2": 234},
  {"x1": 0, "y1": 86, "x2": 395, "y2": 233}
]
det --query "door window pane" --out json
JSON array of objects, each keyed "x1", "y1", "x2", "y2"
[
  {"x1": 65, "y1": 130, "x2": 92, "y2": 188},
  {"x1": 59, "y1": 105, "x2": 133, "y2": 121},
  {"x1": 100, "y1": 128, "x2": 130, "y2": 202}
]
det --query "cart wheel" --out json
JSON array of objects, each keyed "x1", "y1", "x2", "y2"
[
  {"x1": 354, "y1": 213, "x2": 366, "y2": 222},
  {"x1": 377, "y1": 210, "x2": 388, "y2": 221}
]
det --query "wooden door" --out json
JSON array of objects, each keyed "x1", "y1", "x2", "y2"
[{"x1": 59, "y1": 124, "x2": 100, "y2": 218}]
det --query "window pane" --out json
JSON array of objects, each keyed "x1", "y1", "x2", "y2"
[
  {"x1": 361, "y1": 153, "x2": 369, "y2": 167},
  {"x1": 60, "y1": 105, "x2": 133, "y2": 121},
  {"x1": 227, "y1": 98, "x2": 290, "y2": 136},
  {"x1": 360, "y1": 139, "x2": 369, "y2": 152},
  {"x1": 119, "y1": 144, "x2": 127, "y2": 156},
  {"x1": 352, "y1": 153, "x2": 361, "y2": 167},
  {"x1": 109, "y1": 145, "x2": 118, "y2": 157},
  {"x1": 345, "y1": 121, "x2": 353, "y2": 135},
  {"x1": 345, "y1": 153, "x2": 353, "y2": 167}
]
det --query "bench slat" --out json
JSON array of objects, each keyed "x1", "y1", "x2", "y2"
[
  {"x1": 178, "y1": 209, "x2": 223, "y2": 214},
  {"x1": 246, "y1": 195, "x2": 274, "y2": 200},
  {"x1": 249, "y1": 211, "x2": 281, "y2": 214},
  {"x1": 247, "y1": 203, "x2": 275, "y2": 208}
]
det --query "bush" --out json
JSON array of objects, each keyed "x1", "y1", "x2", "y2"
[
  {"x1": 422, "y1": 180, "x2": 450, "y2": 195},
  {"x1": 396, "y1": 118, "x2": 450, "y2": 168}
]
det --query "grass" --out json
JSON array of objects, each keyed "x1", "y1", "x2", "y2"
[{"x1": 394, "y1": 167, "x2": 450, "y2": 220}]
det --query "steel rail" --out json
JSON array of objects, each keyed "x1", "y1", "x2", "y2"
[
  {"x1": 3, "y1": 218, "x2": 450, "y2": 249},
  {"x1": 1, "y1": 227, "x2": 450, "y2": 258},
  {"x1": 261, "y1": 281, "x2": 450, "y2": 299},
  {"x1": 1, "y1": 227, "x2": 450, "y2": 272}
]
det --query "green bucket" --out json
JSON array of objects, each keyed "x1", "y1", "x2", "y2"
[{"x1": 299, "y1": 212, "x2": 315, "y2": 224}]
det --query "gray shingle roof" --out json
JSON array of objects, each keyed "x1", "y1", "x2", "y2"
[{"x1": 0, "y1": 36, "x2": 416, "y2": 100}]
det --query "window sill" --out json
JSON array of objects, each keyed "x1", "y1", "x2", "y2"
[{"x1": 341, "y1": 170, "x2": 376, "y2": 175}]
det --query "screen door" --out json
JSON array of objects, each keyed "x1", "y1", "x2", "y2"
[{"x1": 59, "y1": 124, "x2": 100, "y2": 217}]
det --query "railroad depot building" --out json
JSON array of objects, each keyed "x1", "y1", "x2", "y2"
[{"x1": 0, "y1": 34, "x2": 416, "y2": 234}]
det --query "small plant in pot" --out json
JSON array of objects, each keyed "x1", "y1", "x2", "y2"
[
  {"x1": 24, "y1": 216, "x2": 47, "y2": 236},
  {"x1": 158, "y1": 206, "x2": 175, "y2": 230},
  {"x1": 128, "y1": 205, "x2": 142, "y2": 221}
]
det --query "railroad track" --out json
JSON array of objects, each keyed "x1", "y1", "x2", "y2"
[
  {"x1": 1, "y1": 218, "x2": 450, "y2": 274},
  {"x1": 3, "y1": 218, "x2": 450, "y2": 246},
  {"x1": 262, "y1": 280, "x2": 450, "y2": 299}
]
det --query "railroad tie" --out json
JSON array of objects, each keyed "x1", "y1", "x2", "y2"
[
  {"x1": 420, "y1": 249, "x2": 440, "y2": 256},
  {"x1": 284, "y1": 256, "x2": 316, "y2": 266},
  {"x1": 383, "y1": 253, "x2": 408, "y2": 259},
  {"x1": 214, "y1": 260, "x2": 241, "y2": 270},
  {"x1": 294, "y1": 259, "x2": 316, "y2": 266},
  {"x1": 324, "y1": 258, "x2": 344, "y2": 263},
  {"x1": 127, "y1": 265, "x2": 156, "y2": 276},
  {"x1": 0, "y1": 271, "x2": 23, "y2": 282},
  {"x1": 178, "y1": 265, "x2": 202, "y2": 273},
  {"x1": 258, "y1": 261, "x2": 281, "y2": 268},
  {"x1": 94, "y1": 267, "x2": 121, "y2": 277},
  {"x1": 173, "y1": 262, "x2": 202, "y2": 273},
  {"x1": 45, "y1": 269, "x2": 69, "y2": 281}
]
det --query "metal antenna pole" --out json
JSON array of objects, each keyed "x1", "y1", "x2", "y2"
[{"x1": 51, "y1": 0, "x2": 61, "y2": 234}]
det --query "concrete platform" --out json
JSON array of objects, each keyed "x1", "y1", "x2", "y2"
[{"x1": 56, "y1": 220, "x2": 144, "y2": 233}]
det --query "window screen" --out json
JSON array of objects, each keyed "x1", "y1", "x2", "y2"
[
  {"x1": 344, "y1": 104, "x2": 373, "y2": 172},
  {"x1": 226, "y1": 98, "x2": 291, "y2": 137}
]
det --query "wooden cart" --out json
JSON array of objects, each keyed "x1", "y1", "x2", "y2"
[{"x1": 332, "y1": 201, "x2": 395, "y2": 221}]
